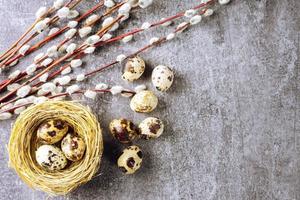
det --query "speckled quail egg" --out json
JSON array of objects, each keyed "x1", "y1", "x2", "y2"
[
  {"x1": 36, "y1": 145, "x2": 67, "y2": 171},
  {"x1": 139, "y1": 117, "x2": 164, "y2": 140},
  {"x1": 130, "y1": 90, "x2": 158, "y2": 113},
  {"x1": 61, "y1": 133, "x2": 86, "y2": 161},
  {"x1": 117, "y1": 145, "x2": 143, "y2": 174},
  {"x1": 109, "y1": 119, "x2": 139, "y2": 143},
  {"x1": 122, "y1": 56, "x2": 145, "y2": 82},
  {"x1": 37, "y1": 119, "x2": 69, "y2": 144},
  {"x1": 152, "y1": 65, "x2": 174, "y2": 92}
]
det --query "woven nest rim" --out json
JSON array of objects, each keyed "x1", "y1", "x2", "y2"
[{"x1": 8, "y1": 100, "x2": 103, "y2": 196}]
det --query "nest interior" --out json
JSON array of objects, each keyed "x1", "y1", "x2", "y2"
[{"x1": 8, "y1": 100, "x2": 103, "y2": 196}]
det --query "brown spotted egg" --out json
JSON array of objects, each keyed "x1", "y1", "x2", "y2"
[
  {"x1": 61, "y1": 133, "x2": 86, "y2": 161},
  {"x1": 152, "y1": 65, "x2": 174, "y2": 92},
  {"x1": 122, "y1": 56, "x2": 145, "y2": 82},
  {"x1": 36, "y1": 145, "x2": 67, "y2": 171},
  {"x1": 130, "y1": 90, "x2": 158, "y2": 113},
  {"x1": 37, "y1": 119, "x2": 69, "y2": 144},
  {"x1": 139, "y1": 117, "x2": 164, "y2": 140},
  {"x1": 109, "y1": 119, "x2": 139, "y2": 143},
  {"x1": 117, "y1": 145, "x2": 143, "y2": 174}
]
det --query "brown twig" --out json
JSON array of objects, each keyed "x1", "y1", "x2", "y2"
[
  {"x1": 0, "y1": 0, "x2": 214, "y2": 104},
  {"x1": 0, "y1": 0, "x2": 84, "y2": 68},
  {"x1": 0, "y1": 8, "x2": 196, "y2": 110},
  {"x1": 2, "y1": 0, "x2": 128, "y2": 68},
  {"x1": 0, "y1": 15, "x2": 124, "y2": 103},
  {"x1": 0, "y1": 89, "x2": 135, "y2": 114},
  {"x1": 0, "y1": 3, "x2": 58, "y2": 62},
  {"x1": 34, "y1": 0, "x2": 214, "y2": 84},
  {"x1": 0, "y1": 0, "x2": 126, "y2": 91}
]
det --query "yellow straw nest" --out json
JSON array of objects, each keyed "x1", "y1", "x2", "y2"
[{"x1": 8, "y1": 100, "x2": 103, "y2": 196}]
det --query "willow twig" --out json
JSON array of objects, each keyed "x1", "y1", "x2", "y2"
[
  {"x1": 0, "y1": 0, "x2": 214, "y2": 104},
  {"x1": 0, "y1": 89, "x2": 135, "y2": 114},
  {"x1": 0, "y1": 1, "x2": 126, "y2": 92},
  {"x1": 0, "y1": 0, "x2": 84, "y2": 68}
]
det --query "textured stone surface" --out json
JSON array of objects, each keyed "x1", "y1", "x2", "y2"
[{"x1": 0, "y1": 0, "x2": 300, "y2": 199}]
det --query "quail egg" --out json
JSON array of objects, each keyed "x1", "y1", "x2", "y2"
[
  {"x1": 130, "y1": 90, "x2": 158, "y2": 113},
  {"x1": 152, "y1": 65, "x2": 174, "y2": 92},
  {"x1": 36, "y1": 145, "x2": 67, "y2": 171},
  {"x1": 37, "y1": 119, "x2": 69, "y2": 144},
  {"x1": 109, "y1": 119, "x2": 139, "y2": 143},
  {"x1": 61, "y1": 133, "x2": 86, "y2": 161},
  {"x1": 139, "y1": 117, "x2": 164, "y2": 139},
  {"x1": 122, "y1": 56, "x2": 145, "y2": 82},
  {"x1": 117, "y1": 145, "x2": 143, "y2": 174}
]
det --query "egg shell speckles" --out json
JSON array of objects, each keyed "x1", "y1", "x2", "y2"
[
  {"x1": 152, "y1": 65, "x2": 174, "y2": 92},
  {"x1": 139, "y1": 117, "x2": 164, "y2": 139},
  {"x1": 35, "y1": 145, "x2": 67, "y2": 171},
  {"x1": 117, "y1": 145, "x2": 143, "y2": 174},
  {"x1": 122, "y1": 56, "x2": 145, "y2": 82},
  {"x1": 130, "y1": 90, "x2": 158, "y2": 113},
  {"x1": 109, "y1": 119, "x2": 139, "y2": 143},
  {"x1": 61, "y1": 133, "x2": 86, "y2": 161},
  {"x1": 37, "y1": 119, "x2": 69, "y2": 144}
]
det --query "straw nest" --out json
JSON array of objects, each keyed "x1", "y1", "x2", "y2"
[{"x1": 8, "y1": 100, "x2": 103, "y2": 196}]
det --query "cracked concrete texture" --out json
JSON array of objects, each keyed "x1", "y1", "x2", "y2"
[{"x1": 0, "y1": 0, "x2": 299, "y2": 199}]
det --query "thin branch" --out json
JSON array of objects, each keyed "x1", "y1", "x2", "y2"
[
  {"x1": 0, "y1": 89, "x2": 135, "y2": 114},
  {"x1": 0, "y1": 0, "x2": 214, "y2": 104},
  {"x1": 0, "y1": 0, "x2": 84, "y2": 68},
  {"x1": 0, "y1": 16, "x2": 124, "y2": 103},
  {"x1": 0, "y1": 0, "x2": 126, "y2": 90}
]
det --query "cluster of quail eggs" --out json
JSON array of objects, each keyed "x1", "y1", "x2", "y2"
[
  {"x1": 110, "y1": 117, "x2": 164, "y2": 174},
  {"x1": 35, "y1": 119, "x2": 86, "y2": 171},
  {"x1": 122, "y1": 56, "x2": 174, "y2": 113},
  {"x1": 111, "y1": 56, "x2": 173, "y2": 174},
  {"x1": 110, "y1": 117, "x2": 164, "y2": 144}
]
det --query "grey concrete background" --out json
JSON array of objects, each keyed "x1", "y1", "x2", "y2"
[{"x1": 0, "y1": 0, "x2": 299, "y2": 199}]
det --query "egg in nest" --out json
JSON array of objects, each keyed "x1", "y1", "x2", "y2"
[
  {"x1": 35, "y1": 145, "x2": 67, "y2": 171},
  {"x1": 37, "y1": 119, "x2": 69, "y2": 144},
  {"x1": 61, "y1": 133, "x2": 86, "y2": 161}
]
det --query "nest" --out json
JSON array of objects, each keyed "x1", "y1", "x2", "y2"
[{"x1": 8, "y1": 100, "x2": 103, "y2": 196}]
